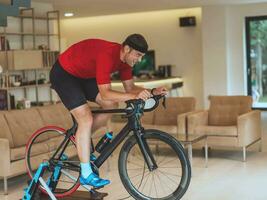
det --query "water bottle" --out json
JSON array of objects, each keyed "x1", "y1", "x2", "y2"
[{"x1": 95, "y1": 132, "x2": 113, "y2": 153}]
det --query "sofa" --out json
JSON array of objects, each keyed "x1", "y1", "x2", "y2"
[{"x1": 187, "y1": 95, "x2": 262, "y2": 161}]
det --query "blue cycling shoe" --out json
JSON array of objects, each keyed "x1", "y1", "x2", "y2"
[
  {"x1": 90, "y1": 154, "x2": 97, "y2": 161},
  {"x1": 80, "y1": 173, "x2": 110, "y2": 188}
]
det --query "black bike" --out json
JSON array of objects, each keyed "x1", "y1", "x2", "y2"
[{"x1": 25, "y1": 95, "x2": 191, "y2": 200}]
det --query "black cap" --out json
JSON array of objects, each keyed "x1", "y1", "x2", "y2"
[{"x1": 123, "y1": 34, "x2": 148, "y2": 53}]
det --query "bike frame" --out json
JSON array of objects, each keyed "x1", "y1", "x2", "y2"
[
  {"x1": 49, "y1": 99, "x2": 161, "y2": 175},
  {"x1": 93, "y1": 109, "x2": 157, "y2": 171}
]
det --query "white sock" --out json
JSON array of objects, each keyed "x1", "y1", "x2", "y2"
[{"x1": 81, "y1": 162, "x2": 93, "y2": 178}]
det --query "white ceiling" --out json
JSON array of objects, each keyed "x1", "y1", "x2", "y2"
[{"x1": 32, "y1": 0, "x2": 267, "y2": 18}]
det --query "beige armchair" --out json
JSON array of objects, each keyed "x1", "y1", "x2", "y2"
[{"x1": 187, "y1": 95, "x2": 261, "y2": 161}]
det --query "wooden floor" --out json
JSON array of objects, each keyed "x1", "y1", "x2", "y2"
[{"x1": 39, "y1": 190, "x2": 108, "y2": 200}]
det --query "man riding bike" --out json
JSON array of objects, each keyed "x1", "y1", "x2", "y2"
[{"x1": 50, "y1": 33, "x2": 167, "y2": 188}]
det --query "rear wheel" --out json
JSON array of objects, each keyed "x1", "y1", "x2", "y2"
[
  {"x1": 118, "y1": 129, "x2": 191, "y2": 200},
  {"x1": 25, "y1": 126, "x2": 81, "y2": 198}
]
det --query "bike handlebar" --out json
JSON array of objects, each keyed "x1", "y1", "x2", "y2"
[
  {"x1": 124, "y1": 94, "x2": 166, "y2": 117},
  {"x1": 91, "y1": 94, "x2": 166, "y2": 116},
  {"x1": 145, "y1": 94, "x2": 166, "y2": 112}
]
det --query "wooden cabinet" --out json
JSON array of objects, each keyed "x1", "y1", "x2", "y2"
[{"x1": 6, "y1": 50, "x2": 43, "y2": 70}]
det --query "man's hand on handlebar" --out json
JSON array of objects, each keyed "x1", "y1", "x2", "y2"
[
  {"x1": 134, "y1": 87, "x2": 168, "y2": 101},
  {"x1": 151, "y1": 86, "x2": 168, "y2": 96},
  {"x1": 125, "y1": 91, "x2": 167, "y2": 116},
  {"x1": 135, "y1": 89, "x2": 152, "y2": 101}
]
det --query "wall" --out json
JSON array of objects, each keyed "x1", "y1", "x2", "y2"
[
  {"x1": 202, "y1": 6, "x2": 228, "y2": 107},
  {"x1": 202, "y1": 3, "x2": 267, "y2": 107},
  {"x1": 60, "y1": 8, "x2": 204, "y2": 108}
]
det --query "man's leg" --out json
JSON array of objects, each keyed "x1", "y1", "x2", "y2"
[
  {"x1": 70, "y1": 104, "x2": 92, "y2": 163},
  {"x1": 92, "y1": 93, "x2": 119, "y2": 132},
  {"x1": 50, "y1": 62, "x2": 109, "y2": 187},
  {"x1": 71, "y1": 103, "x2": 110, "y2": 187}
]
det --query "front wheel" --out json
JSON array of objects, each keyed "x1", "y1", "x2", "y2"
[{"x1": 118, "y1": 129, "x2": 191, "y2": 200}]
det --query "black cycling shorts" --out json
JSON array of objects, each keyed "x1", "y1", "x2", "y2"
[{"x1": 50, "y1": 60, "x2": 99, "y2": 110}]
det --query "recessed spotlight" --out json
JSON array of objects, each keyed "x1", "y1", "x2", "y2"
[{"x1": 64, "y1": 12, "x2": 74, "y2": 17}]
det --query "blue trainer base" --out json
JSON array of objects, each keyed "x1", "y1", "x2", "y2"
[{"x1": 22, "y1": 162, "x2": 57, "y2": 200}]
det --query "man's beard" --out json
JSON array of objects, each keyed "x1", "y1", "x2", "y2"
[{"x1": 126, "y1": 59, "x2": 135, "y2": 67}]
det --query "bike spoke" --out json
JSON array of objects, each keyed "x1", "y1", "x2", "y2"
[
  {"x1": 133, "y1": 170, "x2": 150, "y2": 188},
  {"x1": 141, "y1": 173, "x2": 152, "y2": 194},
  {"x1": 158, "y1": 174, "x2": 175, "y2": 194},
  {"x1": 157, "y1": 170, "x2": 181, "y2": 177},
  {"x1": 127, "y1": 161, "x2": 145, "y2": 168},
  {"x1": 158, "y1": 157, "x2": 180, "y2": 166},
  {"x1": 157, "y1": 169, "x2": 179, "y2": 187},
  {"x1": 154, "y1": 171, "x2": 169, "y2": 195},
  {"x1": 148, "y1": 174, "x2": 153, "y2": 196},
  {"x1": 152, "y1": 173, "x2": 159, "y2": 198},
  {"x1": 130, "y1": 151, "x2": 146, "y2": 162},
  {"x1": 158, "y1": 166, "x2": 182, "y2": 169},
  {"x1": 129, "y1": 170, "x2": 148, "y2": 180}
]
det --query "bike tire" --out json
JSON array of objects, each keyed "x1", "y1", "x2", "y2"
[{"x1": 118, "y1": 129, "x2": 191, "y2": 200}]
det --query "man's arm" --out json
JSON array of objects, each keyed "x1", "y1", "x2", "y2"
[
  {"x1": 98, "y1": 83, "x2": 136, "y2": 102},
  {"x1": 122, "y1": 79, "x2": 168, "y2": 96},
  {"x1": 98, "y1": 81, "x2": 152, "y2": 102},
  {"x1": 122, "y1": 79, "x2": 150, "y2": 94},
  {"x1": 98, "y1": 79, "x2": 167, "y2": 102}
]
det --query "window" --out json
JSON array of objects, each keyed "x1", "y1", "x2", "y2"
[{"x1": 246, "y1": 16, "x2": 267, "y2": 109}]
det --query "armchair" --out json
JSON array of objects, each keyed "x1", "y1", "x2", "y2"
[{"x1": 187, "y1": 95, "x2": 261, "y2": 161}]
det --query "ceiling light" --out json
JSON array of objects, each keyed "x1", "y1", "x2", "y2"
[{"x1": 64, "y1": 12, "x2": 74, "y2": 17}]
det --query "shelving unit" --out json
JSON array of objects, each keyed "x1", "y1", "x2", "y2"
[{"x1": 0, "y1": 8, "x2": 60, "y2": 110}]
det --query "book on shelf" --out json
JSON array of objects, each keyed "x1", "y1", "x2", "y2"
[
  {"x1": 0, "y1": 36, "x2": 5, "y2": 50},
  {"x1": 42, "y1": 51, "x2": 59, "y2": 67},
  {"x1": 0, "y1": 36, "x2": 10, "y2": 51},
  {"x1": 0, "y1": 89, "x2": 8, "y2": 110}
]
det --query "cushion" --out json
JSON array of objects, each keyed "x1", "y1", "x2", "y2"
[
  {"x1": 37, "y1": 103, "x2": 72, "y2": 129},
  {"x1": 10, "y1": 141, "x2": 49, "y2": 161},
  {"x1": 194, "y1": 125, "x2": 238, "y2": 136},
  {"x1": 4, "y1": 108, "x2": 44, "y2": 147},
  {"x1": 154, "y1": 97, "x2": 195, "y2": 125},
  {"x1": 208, "y1": 96, "x2": 252, "y2": 126},
  {"x1": 0, "y1": 112, "x2": 14, "y2": 148},
  {"x1": 143, "y1": 124, "x2": 177, "y2": 135}
]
